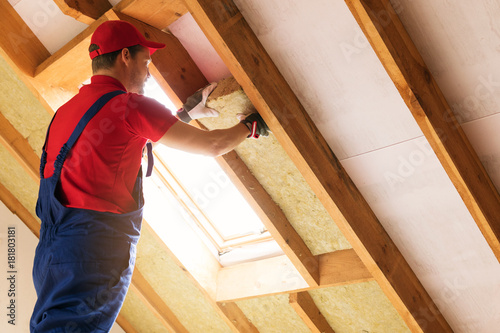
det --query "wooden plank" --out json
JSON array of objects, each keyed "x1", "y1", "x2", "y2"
[
  {"x1": 115, "y1": 314, "x2": 138, "y2": 333},
  {"x1": 289, "y1": 292, "x2": 335, "y2": 333},
  {"x1": 217, "y1": 302, "x2": 259, "y2": 333},
  {"x1": 53, "y1": 0, "x2": 112, "y2": 25},
  {"x1": 130, "y1": 269, "x2": 190, "y2": 333},
  {"x1": 182, "y1": 1, "x2": 452, "y2": 331},
  {"x1": 0, "y1": 112, "x2": 40, "y2": 183},
  {"x1": 344, "y1": 0, "x2": 500, "y2": 263},
  {"x1": 0, "y1": 181, "x2": 40, "y2": 237},
  {"x1": 319, "y1": 249, "x2": 374, "y2": 287},
  {"x1": 215, "y1": 151, "x2": 320, "y2": 286},
  {"x1": 216, "y1": 249, "x2": 371, "y2": 302},
  {"x1": 216, "y1": 255, "x2": 309, "y2": 302},
  {"x1": 0, "y1": 0, "x2": 50, "y2": 76},
  {"x1": 115, "y1": 0, "x2": 188, "y2": 30}
]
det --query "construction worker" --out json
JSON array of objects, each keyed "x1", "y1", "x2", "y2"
[{"x1": 30, "y1": 20, "x2": 269, "y2": 332}]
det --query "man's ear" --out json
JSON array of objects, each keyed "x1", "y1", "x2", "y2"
[{"x1": 120, "y1": 48, "x2": 132, "y2": 66}]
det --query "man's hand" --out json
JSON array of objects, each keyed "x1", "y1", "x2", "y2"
[
  {"x1": 177, "y1": 83, "x2": 219, "y2": 123},
  {"x1": 239, "y1": 112, "x2": 270, "y2": 139}
]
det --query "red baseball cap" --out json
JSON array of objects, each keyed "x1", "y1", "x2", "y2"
[{"x1": 89, "y1": 20, "x2": 165, "y2": 59}]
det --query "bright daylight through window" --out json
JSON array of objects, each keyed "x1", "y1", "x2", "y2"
[{"x1": 142, "y1": 77, "x2": 283, "y2": 266}]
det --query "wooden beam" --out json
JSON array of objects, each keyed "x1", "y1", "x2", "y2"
[
  {"x1": 217, "y1": 302, "x2": 259, "y2": 333},
  {"x1": 114, "y1": 0, "x2": 188, "y2": 30},
  {"x1": 215, "y1": 151, "x2": 320, "y2": 286},
  {"x1": 318, "y1": 249, "x2": 373, "y2": 287},
  {"x1": 216, "y1": 249, "x2": 372, "y2": 302},
  {"x1": 344, "y1": 0, "x2": 500, "y2": 263},
  {"x1": 0, "y1": 112, "x2": 40, "y2": 183},
  {"x1": 182, "y1": 1, "x2": 452, "y2": 331},
  {"x1": 0, "y1": 0, "x2": 51, "y2": 76},
  {"x1": 115, "y1": 315, "x2": 138, "y2": 333},
  {"x1": 289, "y1": 292, "x2": 335, "y2": 333},
  {"x1": 130, "y1": 269, "x2": 189, "y2": 333},
  {"x1": 0, "y1": 181, "x2": 40, "y2": 237},
  {"x1": 53, "y1": 0, "x2": 112, "y2": 25},
  {"x1": 216, "y1": 255, "x2": 309, "y2": 302}
]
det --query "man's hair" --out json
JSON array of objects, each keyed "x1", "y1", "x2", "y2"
[{"x1": 89, "y1": 44, "x2": 145, "y2": 73}]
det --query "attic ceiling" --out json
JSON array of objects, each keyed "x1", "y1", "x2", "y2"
[{"x1": 0, "y1": 0, "x2": 499, "y2": 332}]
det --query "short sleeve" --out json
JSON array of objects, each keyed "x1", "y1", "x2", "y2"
[{"x1": 123, "y1": 93, "x2": 178, "y2": 142}]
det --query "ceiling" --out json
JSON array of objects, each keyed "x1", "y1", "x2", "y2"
[{"x1": 0, "y1": 0, "x2": 499, "y2": 332}]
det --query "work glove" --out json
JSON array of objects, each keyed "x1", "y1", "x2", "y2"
[
  {"x1": 177, "y1": 82, "x2": 219, "y2": 123},
  {"x1": 239, "y1": 112, "x2": 270, "y2": 139}
]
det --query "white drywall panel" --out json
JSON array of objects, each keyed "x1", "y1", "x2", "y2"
[
  {"x1": 233, "y1": 0, "x2": 423, "y2": 160},
  {"x1": 393, "y1": 0, "x2": 500, "y2": 123},
  {"x1": 340, "y1": 136, "x2": 500, "y2": 333},
  {"x1": 9, "y1": 0, "x2": 88, "y2": 54}
]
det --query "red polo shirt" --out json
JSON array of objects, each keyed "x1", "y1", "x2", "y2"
[{"x1": 44, "y1": 75, "x2": 178, "y2": 213}]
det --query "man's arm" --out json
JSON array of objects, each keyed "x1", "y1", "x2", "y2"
[{"x1": 158, "y1": 121, "x2": 250, "y2": 157}]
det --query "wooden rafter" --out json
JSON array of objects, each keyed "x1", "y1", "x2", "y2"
[
  {"x1": 114, "y1": 0, "x2": 188, "y2": 30},
  {"x1": 130, "y1": 269, "x2": 189, "y2": 333},
  {"x1": 53, "y1": 0, "x2": 112, "y2": 25},
  {"x1": 344, "y1": 0, "x2": 500, "y2": 263},
  {"x1": 0, "y1": 111, "x2": 40, "y2": 183},
  {"x1": 289, "y1": 292, "x2": 335, "y2": 333},
  {"x1": 181, "y1": 0, "x2": 452, "y2": 331},
  {"x1": 217, "y1": 302, "x2": 259, "y2": 333},
  {"x1": 0, "y1": 0, "x2": 50, "y2": 76}
]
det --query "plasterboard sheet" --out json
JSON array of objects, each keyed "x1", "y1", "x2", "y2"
[
  {"x1": 462, "y1": 112, "x2": 500, "y2": 193},
  {"x1": 236, "y1": 294, "x2": 310, "y2": 333},
  {"x1": 168, "y1": 13, "x2": 231, "y2": 83},
  {"x1": 9, "y1": 0, "x2": 88, "y2": 54},
  {"x1": 135, "y1": 227, "x2": 232, "y2": 333},
  {"x1": 393, "y1": 0, "x2": 500, "y2": 123},
  {"x1": 232, "y1": 0, "x2": 422, "y2": 160},
  {"x1": 309, "y1": 282, "x2": 410, "y2": 333},
  {"x1": 340, "y1": 136, "x2": 500, "y2": 333}
]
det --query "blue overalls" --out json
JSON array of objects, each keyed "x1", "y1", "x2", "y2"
[{"x1": 31, "y1": 91, "x2": 144, "y2": 333}]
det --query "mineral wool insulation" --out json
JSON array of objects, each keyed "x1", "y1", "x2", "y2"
[{"x1": 203, "y1": 77, "x2": 351, "y2": 254}]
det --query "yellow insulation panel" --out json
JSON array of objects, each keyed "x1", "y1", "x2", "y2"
[
  {"x1": 236, "y1": 294, "x2": 310, "y2": 333},
  {"x1": 120, "y1": 288, "x2": 171, "y2": 333},
  {"x1": 202, "y1": 77, "x2": 351, "y2": 254},
  {"x1": 134, "y1": 226, "x2": 232, "y2": 333},
  {"x1": 309, "y1": 282, "x2": 410, "y2": 333},
  {"x1": 0, "y1": 53, "x2": 51, "y2": 155}
]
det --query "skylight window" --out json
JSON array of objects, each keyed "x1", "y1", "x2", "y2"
[{"x1": 142, "y1": 77, "x2": 282, "y2": 266}]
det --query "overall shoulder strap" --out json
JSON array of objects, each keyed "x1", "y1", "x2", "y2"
[{"x1": 40, "y1": 90, "x2": 126, "y2": 179}]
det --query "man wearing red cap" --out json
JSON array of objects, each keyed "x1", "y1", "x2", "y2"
[{"x1": 31, "y1": 20, "x2": 269, "y2": 332}]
